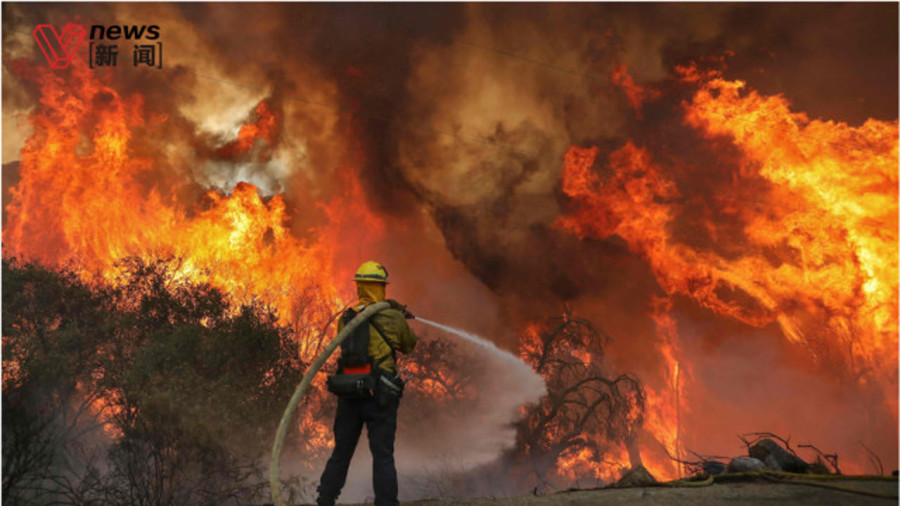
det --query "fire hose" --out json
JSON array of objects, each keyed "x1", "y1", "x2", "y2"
[
  {"x1": 664, "y1": 470, "x2": 898, "y2": 499},
  {"x1": 269, "y1": 301, "x2": 390, "y2": 506}
]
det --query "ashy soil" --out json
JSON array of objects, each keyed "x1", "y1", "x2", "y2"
[{"x1": 399, "y1": 478, "x2": 898, "y2": 506}]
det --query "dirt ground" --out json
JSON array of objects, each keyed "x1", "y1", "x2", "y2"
[{"x1": 398, "y1": 478, "x2": 899, "y2": 506}]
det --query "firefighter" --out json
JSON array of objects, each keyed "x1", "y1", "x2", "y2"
[{"x1": 317, "y1": 261, "x2": 417, "y2": 506}]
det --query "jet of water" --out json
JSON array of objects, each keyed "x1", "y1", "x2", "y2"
[{"x1": 416, "y1": 316, "x2": 538, "y2": 376}]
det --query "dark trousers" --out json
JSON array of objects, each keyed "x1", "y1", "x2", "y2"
[{"x1": 317, "y1": 395, "x2": 399, "y2": 506}]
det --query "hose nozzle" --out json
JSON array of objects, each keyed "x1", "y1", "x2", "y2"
[{"x1": 387, "y1": 299, "x2": 415, "y2": 319}]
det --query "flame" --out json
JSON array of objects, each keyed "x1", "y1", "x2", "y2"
[
  {"x1": 2, "y1": 59, "x2": 472, "y2": 473},
  {"x1": 215, "y1": 101, "x2": 278, "y2": 159},
  {"x1": 643, "y1": 297, "x2": 689, "y2": 480},
  {"x1": 554, "y1": 442, "x2": 630, "y2": 485},
  {"x1": 682, "y1": 68, "x2": 899, "y2": 368},
  {"x1": 3, "y1": 60, "x2": 366, "y2": 327},
  {"x1": 611, "y1": 64, "x2": 660, "y2": 116},
  {"x1": 518, "y1": 318, "x2": 649, "y2": 484},
  {"x1": 557, "y1": 67, "x2": 898, "y2": 475},
  {"x1": 2, "y1": 60, "x2": 371, "y2": 464}
]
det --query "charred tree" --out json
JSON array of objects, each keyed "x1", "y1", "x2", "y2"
[{"x1": 516, "y1": 311, "x2": 645, "y2": 485}]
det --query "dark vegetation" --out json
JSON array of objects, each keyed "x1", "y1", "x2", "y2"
[{"x1": 2, "y1": 257, "x2": 305, "y2": 505}]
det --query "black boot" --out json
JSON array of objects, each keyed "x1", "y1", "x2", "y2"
[{"x1": 316, "y1": 495, "x2": 336, "y2": 506}]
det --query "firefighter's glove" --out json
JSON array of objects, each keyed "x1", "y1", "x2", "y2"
[{"x1": 387, "y1": 299, "x2": 415, "y2": 319}]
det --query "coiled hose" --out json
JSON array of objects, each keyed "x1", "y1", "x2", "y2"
[
  {"x1": 665, "y1": 470, "x2": 898, "y2": 499},
  {"x1": 269, "y1": 301, "x2": 390, "y2": 506}
]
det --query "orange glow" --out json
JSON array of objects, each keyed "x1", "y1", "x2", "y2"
[
  {"x1": 215, "y1": 101, "x2": 278, "y2": 158},
  {"x1": 555, "y1": 442, "x2": 630, "y2": 485},
  {"x1": 5, "y1": 38, "x2": 897, "y2": 488},
  {"x1": 3, "y1": 60, "x2": 381, "y2": 460},
  {"x1": 3, "y1": 61, "x2": 366, "y2": 327},
  {"x1": 556, "y1": 67, "x2": 898, "y2": 477},
  {"x1": 611, "y1": 64, "x2": 660, "y2": 116}
]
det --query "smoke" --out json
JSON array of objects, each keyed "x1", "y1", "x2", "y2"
[
  {"x1": 671, "y1": 300, "x2": 897, "y2": 475},
  {"x1": 2, "y1": 0, "x2": 897, "y2": 491},
  {"x1": 390, "y1": 3, "x2": 897, "y2": 310}
]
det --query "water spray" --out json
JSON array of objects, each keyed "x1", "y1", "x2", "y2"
[{"x1": 416, "y1": 317, "x2": 539, "y2": 380}]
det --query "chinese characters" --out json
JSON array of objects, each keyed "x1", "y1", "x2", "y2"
[{"x1": 89, "y1": 42, "x2": 162, "y2": 68}]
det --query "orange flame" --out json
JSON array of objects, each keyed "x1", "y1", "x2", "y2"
[
  {"x1": 611, "y1": 64, "x2": 660, "y2": 116},
  {"x1": 555, "y1": 442, "x2": 630, "y2": 485},
  {"x1": 683, "y1": 69, "x2": 899, "y2": 366},
  {"x1": 3, "y1": 60, "x2": 370, "y2": 327},
  {"x1": 215, "y1": 101, "x2": 279, "y2": 159},
  {"x1": 556, "y1": 68, "x2": 898, "y2": 477},
  {"x1": 3, "y1": 59, "x2": 394, "y2": 468}
]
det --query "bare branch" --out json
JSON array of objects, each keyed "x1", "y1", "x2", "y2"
[
  {"x1": 741, "y1": 432, "x2": 798, "y2": 456},
  {"x1": 858, "y1": 441, "x2": 883, "y2": 476}
]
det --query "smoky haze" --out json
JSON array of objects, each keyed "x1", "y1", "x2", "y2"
[{"x1": 2, "y1": 0, "x2": 897, "y2": 497}]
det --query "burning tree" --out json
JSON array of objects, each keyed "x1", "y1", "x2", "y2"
[{"x1": 516, "y1": 311, "x2": 645, "y2": 489}]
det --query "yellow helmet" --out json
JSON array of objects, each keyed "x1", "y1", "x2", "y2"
[{"x1": 353, "y1": 260, "x2": 389, "y2": 284}]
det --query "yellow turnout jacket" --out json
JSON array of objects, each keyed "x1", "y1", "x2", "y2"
[{"x1": 337, "y1": 282, "x2": 416, "y2": 373}]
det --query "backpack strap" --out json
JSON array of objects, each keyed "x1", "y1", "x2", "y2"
[{"x1": 369, "y1": 319, "x2": 398, "y2": 368}]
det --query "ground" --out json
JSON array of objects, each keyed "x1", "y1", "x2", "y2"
[{"x1": 395, "y1": 478, "x2": 898, "y2": 506}]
